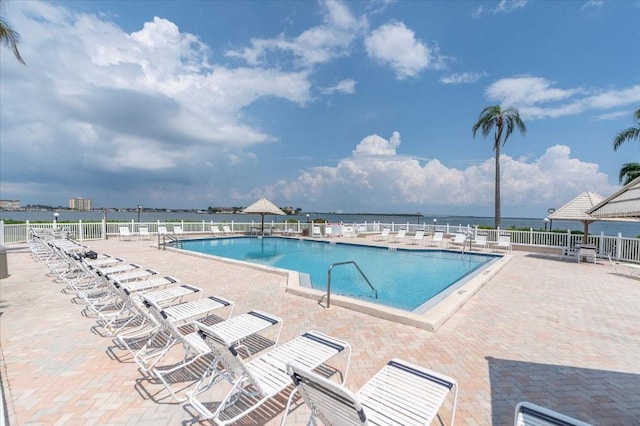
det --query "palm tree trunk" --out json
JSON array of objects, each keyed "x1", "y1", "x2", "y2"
[{"x1": 494, "y1": 141, "x2": 501, "y2": 229}]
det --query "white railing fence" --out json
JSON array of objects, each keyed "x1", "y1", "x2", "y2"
[{"x1": 1, "y1": 220, "x2": 638, "y2": 263}]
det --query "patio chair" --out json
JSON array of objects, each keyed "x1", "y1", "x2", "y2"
[
  {"x1": 99, "y1": 277, "x2": 186, "y2": 335},
  {"x1": 173, "y1": 225, "x2": 184, "y2": 235},
  {"x1": 285, "y1": 358, "x2": 458, "y2": 426},
  {"x1": 374, "y1": 228, "x2": 390, "y2": 241},
  {"x1": 121, "y1": 294, "x2": 234, "y2": 372},
  {"x1": 514, "y1": 401, "x2": 592, "y2": 426},
  {"x1": 577, "y1": 245, "x2": 597, "y2": 264},
  {"x1": 118, "y1": 226, "x2": 136, "y2": 241},
  {"x1": 494, "y1": 235, "x2": 512, "y2": 252},
  {"x1": 211, "y1": 225, "x2": 223, "y2": 237},
  {"x1": 150, "y1": 311, "x2": 283, "y2": 402},
  {"x1": 342, "y1": 226, "x2": 355, "y2": 237},
  {"x1": 325, "y1": 226, "x2": 334, "y2": 237},
  {"x1": 94, "y1": 262, "x2": 141, "y2": 277},
  {"x1": 312, "y1": 225, "x2": 322, "y2": 237},
  {"x1": 449, "y1": 233, "x2": 467, "y2": 248},
  {"x1": 138, "y1": 226, "x2": 152, "y2": 240},
  {"x1": 408, "y1": 230, "x2": 425, "y2": 245},
  {"x1": 187, "y1": 327, "x2": 351, "y2": 425},
  {"x1": 429, "y1": 231, "x2": 444, "y2": 247},
  {"x1": 222, "y1": 225, "x2": 232, "y2": 235},
  {"x1": 472, "y1": 234, "x2": 488, "y2": 250},
  {"x1": 607, "y1": 253, "x2": 640, "y2": 276},
  {"x1": 390, "y1": 229, "x2": 407, "y2": 243},
  {"x1": 158, "y1": 226, "x2": 169, "y2": 236}
]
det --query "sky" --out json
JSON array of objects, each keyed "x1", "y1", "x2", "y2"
[{"x1": 1, "y1": 0, "x2": 639, "y2": 217}]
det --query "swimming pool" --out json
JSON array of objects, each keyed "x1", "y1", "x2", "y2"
[{"x1": 177, "y1": 237, "x2": 500, "y2": 312}]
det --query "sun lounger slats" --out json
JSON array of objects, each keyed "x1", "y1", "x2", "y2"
[
  {"x1": 161, "y1": 295, "x2": 233, "y2": 324},
  {"x1": 107, "y1": 268, "x2": 157, "y2": 282},
  {"x1": 287, "y1": 357, "x2": 457, "y2": 426},
  {"x1": 358, "y1": 359, "x2": 454, "y2": 425},
  {"x1": 247, "y1": 332, "x2": 348, "y2": 395},
  {"x1": 136, "y1": 284, "x2": 197, "y2": 306},
  {"x1": 120, "y1": 276, "x2": 179, "y2": 295}
]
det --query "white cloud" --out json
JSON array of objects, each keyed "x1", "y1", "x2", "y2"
[
  {"x1": 440, "y1": 71, "x2": 487, "y2": 85},
  {"x1": 321, "y1": 79, "x2": 357, "y2": 94},
  {"x1": 255, "y1": 133, "x2": 616, "y2": 210},
  {"x1": 484, "y1": 76, "x2": 640, "y2": 119},
  {"x1": 596, "y1": 110, "x2": 634, "y2": 120},
  {"x1": 582, "y1": 1, "x2": 605, "y2": 10},
  {"x1": 364, "y1": 21, "x2": 444, "y2": 79},
  {"x1": 0, "y1": 2, "x2": 315, "y2": 193},
  {"x1": 225, "y1": 0, "x2": 365, "y2": 68},
  {"x1": 494, "y1": 0, "x2": 529, "y2": 14},
  {"x1": 471, "y1": 5, "x2": 484, "y2": 18}
]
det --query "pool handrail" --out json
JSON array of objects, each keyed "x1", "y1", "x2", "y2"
[{"x1": 327, "y1": 261, "x2": 377, "y2": 309}]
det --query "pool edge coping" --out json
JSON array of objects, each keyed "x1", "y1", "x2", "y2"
[{"x1": 163, "y1": 240, "x2": 513, "y2": 332}]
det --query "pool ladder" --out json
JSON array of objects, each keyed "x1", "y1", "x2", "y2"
[
  {"x1": 326, "y1": 261, "x2": 377, "y2": 309},
  {"x1": 158, "y1": 233, "x2": 182, "y2": 250}
]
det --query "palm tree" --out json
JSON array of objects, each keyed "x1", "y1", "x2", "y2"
[
  {"x1": 612, "y1": 107, "x2": 639, "y2": 151},
  {"x1": 0, "y1": 0, "x2": 25, "y2": 64},
  {"x1": 472, "y1": 105, "x2": 526, "y2": 228},
  {"x1": 618, "y1": 162, "x2": 640, "y2": 185}
]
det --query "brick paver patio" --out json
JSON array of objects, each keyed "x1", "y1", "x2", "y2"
[{"x1": 1, "y1": 236, "x2": 639, "y2": 425}]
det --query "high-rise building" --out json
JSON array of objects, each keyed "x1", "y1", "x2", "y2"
[
  {"x1": 69, "y1": 197, "x2": 92, "y2": 211},
  {"x1": 0, "y1": 200, "x2": 20, "y2": 210}
]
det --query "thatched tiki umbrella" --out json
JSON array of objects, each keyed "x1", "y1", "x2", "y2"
[
  {"x1": 242, "y1": 198, "x2": 286, "y2": 236},
  {"x1": 548, "y1": 192, "x2": 604, "y2": 244}
]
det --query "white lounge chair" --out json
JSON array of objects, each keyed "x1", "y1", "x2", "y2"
[
  {"x1": 187, "y1": 328, "x2": 351, "y2": 425},
  {"x1": 222, "y1": 225, "x2": 232, "y2": 235},
  {"x1": 150, "y1": 311, "x2": 283, "y2": 402},
  {"x1": 325, "y1": 226, "x2": 334, "y2": 237},
  {"x1": 407, "y1": 230, "x2": 425, "y2": 245},
  {"x1": 285, "y1": 358, "x2": 458, "y2": 426},
  {"x1": 312, "y1": 225, "x2": 322, "y2": 237},
  {"x1": 374, "y1": 228, "x2": 390, "y2": 242},
  {"x1": 472, "y1": 234, "x2": 488, "y2": 249},
  {"x1": 608, "y1": 253, "x2": 640, "y2": 276},
  {"x1": 173, "y1": 226, "x2": 184, "y2": 235},
  {"x1": 429, "y1": 231, "x2": 444, "y2": 247},
  {"x1": 138, "y1": 226, "x2": 152, "y2": 240},
  {"x1": 449, "y1": 233, "x2": 467, "y2": 248},
  {"x1": 158, "y1": 226, "x2": 169, "y2": 236},
  {"x1": 284, "y1": 226, "x2": 301, "y2": 236},
  {"x1": 121, "y1": 295, "x2": 234, "y2": 372},
  {"x1": 494, "y1": 234, "x2": 512, "y2": 252},
  {"x1": 211, "y1": 225, "x2": 223, "y2": 237},
  {"x1": 342, "y1": 226, "x2": 356, "y2": 237},
  {"x1": 514, "y1": 401, "x2": 592, "y2": 426},
  {"x1": 118, "y1": 226, "x2": 136, "y2": 241},
  {"x1": 390, "y1": 229, "x2": 407, "y2": 243}
]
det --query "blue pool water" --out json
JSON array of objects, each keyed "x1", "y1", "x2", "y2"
[{"x1": 178, "y1": 237, "x2": 499, "y2": 312}]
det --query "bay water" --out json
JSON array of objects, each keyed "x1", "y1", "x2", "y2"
[{"x1": 2, "y1": 210, "x2": 639, "y2": 237}]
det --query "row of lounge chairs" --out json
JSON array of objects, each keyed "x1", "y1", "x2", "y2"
[
  {"x1": 119, "y1": 224, "x2": 236, "y2": 241},
  {"x1": 372, "y1": 229, "x2": 513, "y2": 252},
  {"x1": 28, "y1": 229, "x2": 591, "y2": 425}
]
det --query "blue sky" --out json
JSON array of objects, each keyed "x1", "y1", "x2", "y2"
[{"x1": 1, "y1": 0, "x2": 638, "y2": 217}]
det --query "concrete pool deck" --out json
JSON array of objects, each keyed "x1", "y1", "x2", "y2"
[{"x1": 1, "y1": 236, "x2": 639, "y2": 424}]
